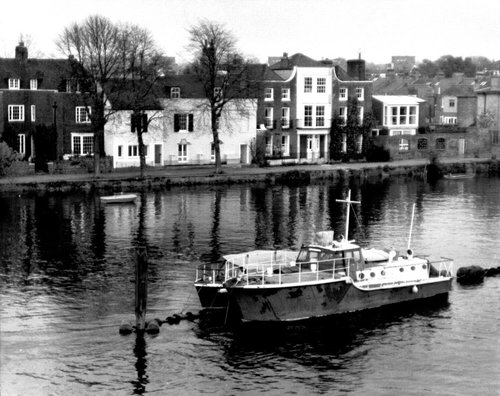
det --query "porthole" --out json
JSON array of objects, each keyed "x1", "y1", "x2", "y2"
[
  {"x1": 400, "y1": 267, "x2": 404, "y2": 272},
  {"x1": 370, "y1": 272, "x2": 375, "y2": 278},
  {"x1": 422, "y1": 264, "x2": 427, "y2": 270},
  {"x1": 411, "y1": 266, "x2": 415, "y2": 271},
  {"x1": 381, "y1": 270, "x2": 386, "y2": 276}
]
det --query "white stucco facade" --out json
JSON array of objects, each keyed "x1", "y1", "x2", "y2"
[
  {"x1": 295, "y1": 67, "x2": 333, "y2": 162},
  {"x1": 105, "y1": 98, "x2": 257, "y2": 168}
]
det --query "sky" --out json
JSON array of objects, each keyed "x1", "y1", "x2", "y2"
[{"x1": 1, "y1": 0, "x2": 500, "y2": 66}]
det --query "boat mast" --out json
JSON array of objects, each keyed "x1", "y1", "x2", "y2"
[
  {"x1": 336, "y1": 189, "x2": 360, "y2": 241},
  {"x1": 407, "y1": 203, "x2": 416, "y2": 250}
]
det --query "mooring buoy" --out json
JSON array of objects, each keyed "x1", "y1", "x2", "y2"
[{"x1": 456, "y1": 265, "x2": 485, "y2": 285}]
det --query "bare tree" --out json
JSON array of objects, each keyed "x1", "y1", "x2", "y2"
[
  {"x1": 114, "y1": 24, "x2": 169, "y2": 177},
  {"x1": 57, "y1": 15, "x2": 167, "y2": 176},
  {"x1": 57, "y1": 15, "x2": 122, "y2": 175},
  {"x1": 187, "y1": 20, "x2": 256, "y2": 173}
]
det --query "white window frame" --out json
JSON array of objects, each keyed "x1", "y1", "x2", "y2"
[
  {"x1": 9, "y1": 78, "x2": 20, "y2": 90},
  {"x1": 71, "y1": 133, "x2": 94, "y2": 155},
  {"x1": 281, "y1": 107, "x2": 290, "y2": 129},
  {"x1": 339, "y1": 87, "x2": 348, "y2": 101},
  {"x1": 317, "y1": 78, "x2": 326, "y2": 93},
  {"x1": 281, "y1": 88, "x2": 290, "y2": 101},
  {"x1": 128, "y1": 145, "x2": 139, "y2": 157},
  {"x1": 117, "y1": 145, "x2": 123, "y2": 157},
  {"x1": 443, "y1": 116, "x2": 457, "y2": 124},
  {"x1": 75, "y1": 106, "x2": 91, "y2": 123},
  {"x1": 17, "y1": 134, "x2": 26, "y2": 155},
  {"x1": 30, "y1": 79, "x2": 38, "y2": 90},
  {"x1": 304, "y1": 105, "x2": 313, "y2": 127},
  {"x1": 399, "y1": 138, "x2": 409, "y2": 151},
  {"x1": 171, "y1": 87, "x2": 180, "y2": 98},
  {"x1": 304, "y1": 77, "x2": 312, "y2": 93},
  {"x1": 316, "y1": 106, "x2": 325, "y2": 127},
  {"x1": 178, "y1": 143, "x2": 188, "y2": 163},
  {"x1": 339, "y1": 106, "x2": 347, "y2": 125},
  {"x1": 357, "y1": 134, "x2": 363, "y2": 153},
  {"x1": 358, "y1": 106, "x2": 364, "y2": 124},
  {"x1": 281, "y1": 135, "x2": 290, "y2": 156},
  {"x1": 8, "y1": 105, "x2": 24, "y2": 121},
  {"x1": 355, "y1": 87, "x2": 364, "y2": 101},
  {"x1": 31, "y1": 105, "x2": 36, "y2": 122},
  {"x1": 265, "y1": 107, "x2": 274, "y2": 129},
  {"x1": 449, "y1": 98, "x2": 455, "y2": 108},
  {"x1": 264, "y1": 87, "x2": 274, "y2": 101},
  {"x1": 387, "y1": 105, "x2": 417, "y2": 126},
  {"x1": 265, "y1": 136, "x2": 272, "y2": 155}
]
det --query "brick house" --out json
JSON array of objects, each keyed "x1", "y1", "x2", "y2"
[
  {"x1": 475, "y1": 76, "x2": 500, "y2": 157},
  {"x1": 265, "y1": 53, "x2": 373, "y2": 163},
  {"x1": 0, "y1": 42, "x2": 94, "y2": 166}
]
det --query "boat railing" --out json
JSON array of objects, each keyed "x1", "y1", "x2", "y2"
[
  {"x1": 233, "y1": 257, "x2": 351, "y2": 286},
  {"x1": 195, "y1": 264, "x2": 225, "y2": 285},
  {"x1": 428, "y1": 258, "x2": 454, "y2": 277}
]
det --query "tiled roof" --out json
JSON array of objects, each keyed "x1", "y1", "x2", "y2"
[
  {"x1": 270, "y1": 53, "x2": 325, "y2": 70},
  {"x1": 372, "y1": 76, "x2": 411, "y2": 95}
]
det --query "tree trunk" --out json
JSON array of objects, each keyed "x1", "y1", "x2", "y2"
[
  {"x1": 138, "y1": 130, "x2": 146, "y2": 179},
  {"x1": 212, "y1": 111, "x2": 222, "y2": 174},
  {"x1": 93, "y1": 128, "x2": 102, "y2": 176}
]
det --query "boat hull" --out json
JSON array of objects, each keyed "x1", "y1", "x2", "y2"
[
  {"x1": 195, "y1": 285, "x2": 228, "y2": 309},
  {"x1": 100, "y1": 194, "x2": 137, "y2": 204},
  {"x1": 228, "y1": 278, "x2": 453, "y2": 322}
]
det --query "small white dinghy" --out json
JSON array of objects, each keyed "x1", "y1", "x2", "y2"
[{"x1": 100, "y1": 193, "x2": 138, "y2": 204}]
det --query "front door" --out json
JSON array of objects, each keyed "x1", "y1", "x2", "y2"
[
  {"x1": 240, "y1": 144, "x2": 248, "y2": 164},
  {"x1": 458, "y1": 138, "x2": 465, "y2": 156},
  {"x1": 154, "y1": 144, "x2": 162, "y2": 165}
]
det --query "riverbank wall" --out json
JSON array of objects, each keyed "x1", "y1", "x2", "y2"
[{"x1": 1, "y1": 158, "x2": 499, "y2": 194}]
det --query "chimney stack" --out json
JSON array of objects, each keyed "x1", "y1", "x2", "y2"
[
  {"x1": 15, "y1": 41, "x2": 28, "y2": 62},
  {"x1": 347, "y1": 58, "x2": 366, "y2": 81}
]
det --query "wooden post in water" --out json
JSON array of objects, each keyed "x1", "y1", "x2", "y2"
[{"x1": 135, "y1": 247, "x2": 148, "y2": 332}]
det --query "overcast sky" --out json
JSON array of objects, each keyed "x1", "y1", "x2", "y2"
[{"x1": 1, "y1": 0, "x2": 499, "y2": 65}]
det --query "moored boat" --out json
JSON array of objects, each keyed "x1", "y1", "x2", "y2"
[
  {"x1": 219, "y1": 190, "x2": 454, "y2": 322},
  {"x1": 195, "y1": 250, "x2": 297, "y2": 309},
  {"x1": 443, "y1": 173, "x2": 474, "y2": 180},
  {"x1": 100, "y1": 193, "x2": 138, "y2": 204}
]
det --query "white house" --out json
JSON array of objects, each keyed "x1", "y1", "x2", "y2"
[
  {"x1": 372, "y1": 95, "x2": 426, "y2": 136},
  {"x1": 104, "y1": 77, "x2": 257, "y2": 168},
  {"x1": 295, "y1": 66, "x2": 332, "y2": 162}
]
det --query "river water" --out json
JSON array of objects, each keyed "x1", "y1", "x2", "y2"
[{"x1": 1, "y1": 176, "x2": 499, "y2": 395}]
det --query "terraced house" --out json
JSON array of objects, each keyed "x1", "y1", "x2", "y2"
[
  {"x1": 104, "y1": 75, "x2": 257, "y2": 168},
  {"x1": 0, "y1": 42, "x2": 94, "y2": 170},
  {"x1": 260, "y1": 53, "x2": 373, "y2": 164}
]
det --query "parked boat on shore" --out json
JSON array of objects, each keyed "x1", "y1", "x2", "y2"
[
  {"x1": 196, "y1": 190, "x2": 454, "y2": 322},
  {"x1": 100, "y1": 193, "x2": 138, "y2": 204}
]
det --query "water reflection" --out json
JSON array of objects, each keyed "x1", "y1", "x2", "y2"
[
  {"x1": 132, "y1": 334, "x2": 149, "y2": 395},
  {"x1": 194, "y1": 297, "x2": 451, "y2": 393},
  {"x1": 1, "y1": 177, "x2": 500, "y2": 395}
]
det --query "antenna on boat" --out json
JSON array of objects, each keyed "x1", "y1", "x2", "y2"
[
  {"x1": 336, "y1": 189, "x2": 360, "y2": 242},
  {"x1": 407, "y1": 203, "x2": 416, "y2": 250}
]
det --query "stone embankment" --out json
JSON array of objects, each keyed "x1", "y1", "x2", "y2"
[{"x1": 0, "y1": 157, "x2": 499, "y2": 193}]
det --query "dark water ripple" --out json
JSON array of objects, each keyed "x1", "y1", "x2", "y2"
[{"x1": 1, "y1": 177, "x2": 500, "y2": 395}]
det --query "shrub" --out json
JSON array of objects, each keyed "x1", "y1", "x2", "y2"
[
  {"x1": 0, "y1": 141, "x2": 22, "y2": 176},
  {"x1": 366, "y1": 145, "x2": 391, "y2": 162}
]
